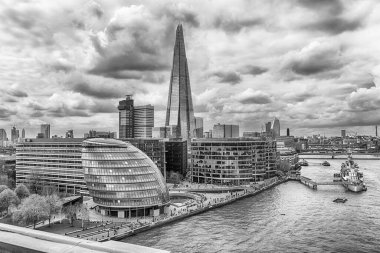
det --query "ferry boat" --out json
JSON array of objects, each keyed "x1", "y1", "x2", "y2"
[
  {"x1": 322, "y1": 161, "x2": 330, "y2": 166},
  {"x1": 340, "y1": 154, "x2": 366, "y2": 192},
  {"x1": 299, "y1": 159, "x2": 308, "y2": 166}
]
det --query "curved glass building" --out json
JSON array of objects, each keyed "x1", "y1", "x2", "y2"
[{"x1": 82, "y1": 138, "x2": 170, "y2": 218}]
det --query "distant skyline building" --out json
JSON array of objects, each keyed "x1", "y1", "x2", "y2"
[
  {"x1": 40, "y1": 124, "x2": 50, "y2": 139},
  {"x1": 21, "y1": 128, "x2": 25, "y2": 139},
  {"x1": 271, "y1": 117, "x2": 280, "y2": 139},
  {"x1": 0, "y1": 129, "x2": 7, "y2": 141},
  {"x1": 243, "y1": 131, "x2": 260, "y2": 138},
  {"x1": 341, "y1": 129, "x2": 346, "y2": 138},
  {"x1": 287, "y1": 128, "x2": 290, "y2": 137},
  {"x1": 11, "y1": 126, "x2": 19, "y2": 142},
  {"x1": 118, "y1": 95, "x2": 134, "y2": 139},
  {"x1": 213, "y1": 124, "x2": 239, "y2": 138},
  {"x1": 195, "y1": 117, "x2": 204, "y2": 138},
  {"x1": 66, "y1": 129, "x2": 74, "y2": 138},
  {"x1": 84, "y1": 130, "x2": 116, "y2": 139},
  {"x1": 165, "y1": 24, "x2": 196, "y2": 140},
  {"x1": 265, "y1": 122, "x2": 271, "y2": 134}
]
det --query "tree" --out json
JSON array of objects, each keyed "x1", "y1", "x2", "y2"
[
  {"x1": 15, "y1": 184, "x2": 30, "y2": 200},
  {"x1": 0, "y1": 185, "x2": 8, "y2": 194},
  {"x1": 78, "y1": 204, "x2": 89, "y2": 228},
  {"x1": 42, "y1": 185, "x2": 57, "y2": 196},
  {"x1": 277, "y1": 160, "x2": 291, "y2": 173},
  {"x1": 13, "y1": 194, "x2": 49, "y2": 229},
  {"x1": 45, "y1": 194, "x2": 62, "y2": 227},
  {"x1": 62, "y1": 203, "x2": 79, "y2": 226},
  {"x1": 27, "y1": 170, "x2": 42, "y2": 194},
  {"x1": 0, "y1": 189, "x2": 20, "y2": 214}
]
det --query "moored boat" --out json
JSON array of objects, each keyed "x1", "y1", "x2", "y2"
[
  {"x1": 340, "y1": 153, "x2": 365, "y2": 192},
  {"x1": 299, "y1": 159, "x2": 308, "y2": 166},
  {"x1": 322, "y1": 161, "x2": 330, "y2": 166}
]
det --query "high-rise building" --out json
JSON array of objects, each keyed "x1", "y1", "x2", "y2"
[
  {"x1": 0, "y1": 129, "x2": 7, "y2": 141},
  {"x1": 195, "y1": 117, "x2": 203, "y2": 138},
  {"x1": 213, "y1": 124, "x2": 239, "y2": 138},
  {"x1": 11, "y1": 126, "x2": 18, "y2": 142},
  {"x1": 271, "y1": 118, "x2": 280, "y2": 139},
  {"x1": 265, "y1": 122, "x2": 271, "y2": 134},
  {"x1": 341, "y1": 130, "x2": 346, "y2": 138},
  {"x1": 118, "y1": 96, "x2": 154, "y2": 138},
  {"x1": 40, "y1": 124, "x2": 50, "y2": 139},
  {"x1": 21, "y1": 128, "x2": 25, "y2": 139},
  {"x1": 118, "y1": 95, "x2": 134, "y2": 139},
  {"x1": 243, "y1": 131, "x2": 260, "y2": 138},
  {"x1": 66, "y1": 129, "x2": 74, "y2": 138},
  {"x1": 165, "y1": 139, "x2": 188, "y2": 178},
  {"x1": 287, "y1": 128, "x2": 290, "y2": 137},
  {"x1": 134, "y1": 105, "x2": 154, "y2": 138},
  {"x1": 165, "y1": 24, "x2": 195, "y2": 140}
]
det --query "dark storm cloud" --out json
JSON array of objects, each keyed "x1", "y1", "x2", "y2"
[
  {"x1": 7, "y1": 89, "x2": 28, "y2": 98},
  {"x1": 69, "y1": 80, "x2": 122, "y2": 99},
  {"x1": 213, "y1": 71, "x2": 241, "y2": 85},
  {"x1": 0, "y1": 107, "x2": 14, "y2": 119},
  {"x1": 47, "y1": 107, "x2": 90, "y2": 118},
  {"x1": 298, "y1": 0, "x2": 344, "y2": 15},
  {"x1": 30, "y1": 111, "x2": 44, "y2": 118},
  {"x1": 213, "y1": 16, "x2": 262, "y2": 33},
  {"x1": 303, "y1": 17, "x2": 363, "y2": 35},
  {"x1": 240, "y1": 65, "x2": 268, "y2": 76}
]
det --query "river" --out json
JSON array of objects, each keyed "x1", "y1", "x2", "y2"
[{"x1": 121, "y1": 158, "x2": 380, "y2": 252}]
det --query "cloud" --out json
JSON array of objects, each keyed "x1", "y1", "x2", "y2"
[
  {"x1": 240, "y1": 65, "x2": 268, "y2": 76},
  {"x1": 213, "y1": 71, "x2": 241, "y2": 85},
  {"x1": 213, "y1": 15, "x2": 262, "y2": 33},
  {"x1": 237, "y1": 89, "x2": 273, "y2": 104},
  {"x1": 347, "y1": 86, "x2": 380, "y2": 112},
  {"x1": 7, "y1": 89, "x2": 28, "y2": 98}
]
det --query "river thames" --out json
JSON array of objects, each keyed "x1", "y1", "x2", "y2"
[{"x1": 122, "y1": 158, "x2": 380, "y2": 252}]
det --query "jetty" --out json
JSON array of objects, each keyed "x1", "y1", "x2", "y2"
[{"x1": 298, "y1": 176, "x2": 342, "y2": 190}]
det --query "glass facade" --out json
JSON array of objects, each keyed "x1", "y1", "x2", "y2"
[
  {"x1": 191, "y1": 138, "x2": 277, "y2": 185},
  {"x1": 82, "y1": 138, "x2": 169, "y2": 217}
]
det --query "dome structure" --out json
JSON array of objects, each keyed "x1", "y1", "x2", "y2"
[{"x1": 82, "y1": 138, "x2": 170, "y2": 218}]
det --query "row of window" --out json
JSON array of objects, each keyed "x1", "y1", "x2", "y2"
[
  {"x1": 84, "y1": 167, "x2": 154, "y2": 176},
  {"x1": 86, "y1": 181, "x2": 163, "y2": 191},
  {"x1": 82, "y1": 160, "x2": 151, "y2": 168},
  {"x1": 93, "y1": 196, "x2": 165, "y2": 207},
  {"x1": 91, "y1": 189, "x2": 162, "y2": 199},
  {"x1": 85, "y1": 174, "x2": 157, "y2": 184}
]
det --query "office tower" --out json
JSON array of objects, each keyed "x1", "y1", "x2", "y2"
[
  {"x1": 118, "y1": 95, "x2": 134, "y2": 139},
  {"x1": 213, "y1": 123, "x2": 239, "y2": 138},
  {"x1": 265, "y1": 122, "x2": 271, "y2": 134},
  {"x1": 11, "y1": 126, "x2": 17, "y2": 142},
  {"x1": 195, "y1": 117, "x2": 204, "y2": 138},
  {"x1": 134, "y1": 105, "x2": 154, "y2": 138},
  {"x1": 165, "y1": 24, "x2": 195, "y2": 140},
  {"x1": 0, "y1": 129, "x2": 7, "y2": 141},
  {"x1": 152, "y1": 127, "x2": 167, "y2": 138},
  {"x1": 287, "y1": 128, "x2": 290, "y2": 137},
  {"x1": 165, "y1": 139, "x2": 188, "y2": 178},
  {"x1": 40, "y1": 124, "x2": 50, "y2": 139},
  {"x1": 271, "y1": 117, "x2": 280, "y2": 139},
  {"x1": 21, "y1": 128, "x2": 25, "y2": 139},
  {"x1": 66, "y1": 129, "x2": 74, "y2": 138},
  {"x1": 341, "y1": 130, "x2": 346, "y2": 138}
]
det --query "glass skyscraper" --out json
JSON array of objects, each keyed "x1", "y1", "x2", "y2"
[{"x1": 165, "y1": 24, "x2": 196, "y2": 140}]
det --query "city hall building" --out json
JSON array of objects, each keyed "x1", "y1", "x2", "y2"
[
  {"x1": 191, "y1": 138, "x2": 277, "y2": 185},
  {"x1": 82, "y1": 138, "x2": 170, "y2": 218}
]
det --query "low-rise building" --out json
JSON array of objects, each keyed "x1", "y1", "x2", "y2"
[{"x1": 191, "y1": 138, "x2": 277, "y2": 185}]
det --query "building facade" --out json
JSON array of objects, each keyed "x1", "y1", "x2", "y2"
[
  {"x1": 118, "y1": 95, "x2": 134, "y2": 139},
  {"x1": 165, "y1": 139, "x2": 187, "y2": 180},
  {"x1": 165, "y1": 24, "x2": 196, "y2": 140},
  {"x1": 16, "y1": 138, "x2": 85, "y2": 195},
  {"x1": 213, "y1": 124, "x2": 239, "y2": 138},
  {"x1": 271, "y1": 118, "x2": 280, "y2": 139},
  {"x1": 195, "y1": 117, "x2": 204, "y2": 138},
  {"x1": 134, "y1": 105, "x2": 154, "y2": 138},
  {"x1": 191, "y1": 138, "x2": 277, "y2": 185},
  {"x1": 82, "y1": 138, "x2": 170, "y2": 218}
]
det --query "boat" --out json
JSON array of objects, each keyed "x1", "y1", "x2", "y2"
[
  {"x1": 299, "y1": 159, "x2": 308, "y2": 166},
  {"x1": 333, "y1": 197, "x2": 347, "y2": 203},
  {"x1": 340, "y1": 153, "x2": 366, "y2": 192},
  {"x1": 322, "y1": 161, "x2": 330, "y2": 166}
]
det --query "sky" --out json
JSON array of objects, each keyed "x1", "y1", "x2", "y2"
[{"x1": 1, "y1": 0, "x2": 380, "y2": 138}]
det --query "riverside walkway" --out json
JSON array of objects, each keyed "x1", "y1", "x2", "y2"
[{"x1": 63, "y1": 177, "x2": 287, "y2": 242}]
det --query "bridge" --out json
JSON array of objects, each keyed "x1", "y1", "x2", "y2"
[{"x1": 299, "y1": 176, "x2": 342, "y2": 190}]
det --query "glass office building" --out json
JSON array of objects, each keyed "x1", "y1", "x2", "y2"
[
  {"x1": 191, "y1": 138, "x2": 277, "y2": 185},
  {"x1": 82, "y1": 138, "x2": 170, "y2": 218}
]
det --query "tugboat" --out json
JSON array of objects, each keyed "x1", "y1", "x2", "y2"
[
  {"x1": 299, "y1": 159, "x2": 309, "y2": 166},
  {"x1": 322, "y1": 161, "x2": 330, "y2": 166},
  {"x1": 333, "y1": 197, "x2": 347, "y2": 203},
  {"x1": 340, "y1": 153, "x2": 365, "y2": 192}
]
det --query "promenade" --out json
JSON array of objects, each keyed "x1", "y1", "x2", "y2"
[{"x1": 56, "y1": 176, "x2": 287, "y2": 242}]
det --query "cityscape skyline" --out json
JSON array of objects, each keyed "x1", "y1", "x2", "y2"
[{"x1": 2, "y1": 1, "x2": 380, "y2": 137}]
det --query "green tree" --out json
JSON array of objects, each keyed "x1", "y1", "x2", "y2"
[
  {"x1": 62, "y1": 203, "x2": 79, "y2": 226},
  {"x1": 0, "y1": 185, "x2": 8, "y2": 194},
  {"x1": 0, "y1": 189, "x2": 20, "y2": 214},
  {"x1": 277, "y1": 160, "x2": 291, "y2": 173},
  {"x1": 78, "y1": 204, "x2": 89, "y2": 228},
  {"x1": 27, "y1": 171, "x2": 42, "y2": 194},
  {"x1": 15, "y1": 184, "x2": 30, "y2": 200},
  {"x1": 42, "y1": 185, "x2": 57, "y2": 196},
  {"x1": 13, "y1": 194, "x2": 49, "y2": 229},
  {"x1": 45, "y1": 194, "x2": 62, "y2": 226}
]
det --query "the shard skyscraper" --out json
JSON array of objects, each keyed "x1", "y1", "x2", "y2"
[{"x1": 165, "y1": 24, "x2": 195, "y2": 140}]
